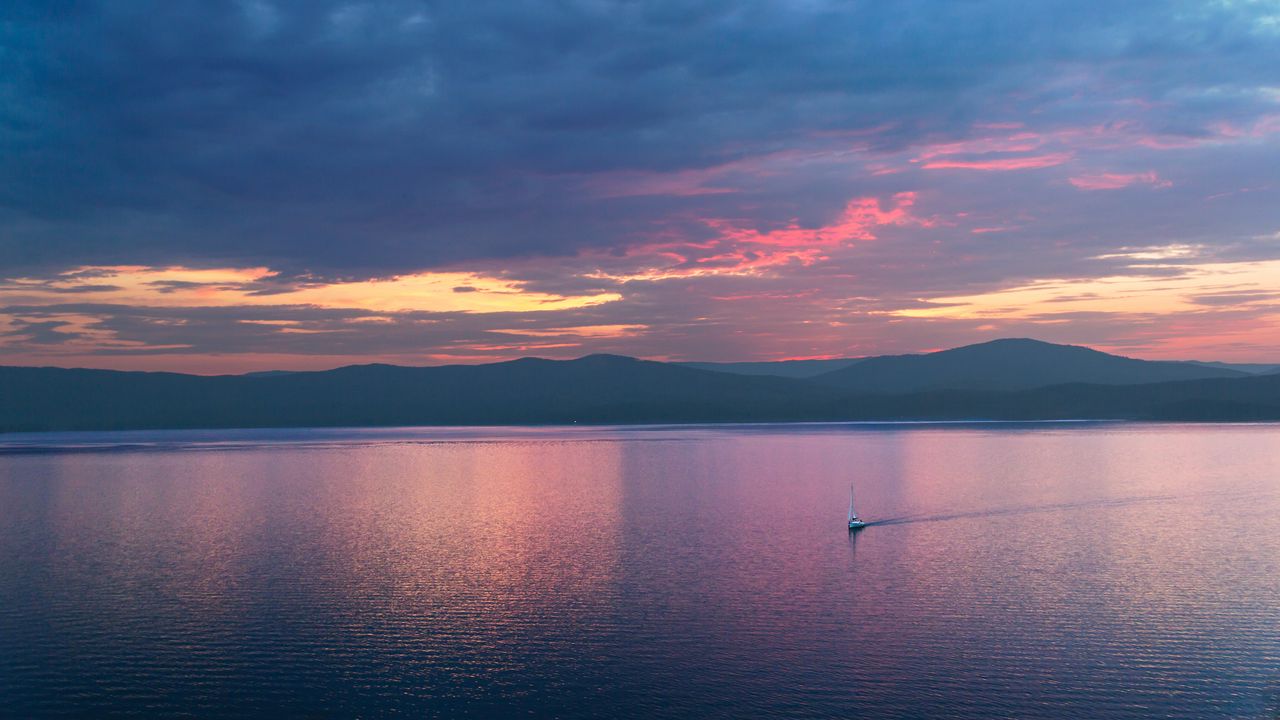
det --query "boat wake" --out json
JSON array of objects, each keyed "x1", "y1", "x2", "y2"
[{"x1": 865, "y1": 493, "x2": 1178, "y2": 527}]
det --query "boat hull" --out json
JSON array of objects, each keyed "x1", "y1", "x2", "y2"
[{"x1": 848, "y1": 521, "x2": 868, "y2": 531}]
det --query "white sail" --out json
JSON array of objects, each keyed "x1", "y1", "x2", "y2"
[{"x1": 848, "y1": 484, "x2": 857, "y2": 522}]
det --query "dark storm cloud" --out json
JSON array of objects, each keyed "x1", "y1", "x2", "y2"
[{"x1": 3, "y1": 0, "x2": 1279, "y2": 278}]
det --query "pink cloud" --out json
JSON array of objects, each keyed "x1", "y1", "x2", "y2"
[
  {"x1": 703, "y1": 192, "x2": 931, "y2": 249},
  {"x1": 914, "y1": 132, "x2": 1048, "y2": 160},
  {"x1": 1210, "y1": 114, "x2": 1280, "y2": 140},
  {"x1": 906, "y1": 115, "x2": 1278, "y2": 177},
  {"x1": 922, "y1": 153, "x2": 1073, "y2": 171},
  {"x1": 591, "y1": 192, "x2": 934, "y2": 280},
  {"x1": 1068, "y1": 171, "x2": 1172, "y2": 191}
]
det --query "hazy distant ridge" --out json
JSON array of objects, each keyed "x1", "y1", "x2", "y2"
[{"x1": 677, "y1": 358, "x2": 863, "y2": 378}]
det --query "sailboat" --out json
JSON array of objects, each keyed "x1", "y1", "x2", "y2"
[{"x1": 848, "y1": 484, "x2": 868, "y2": 530}]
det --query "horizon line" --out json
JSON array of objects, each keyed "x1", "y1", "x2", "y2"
[{"x1": 2, "y1": 338, "x2": 1277, "y2": 377}]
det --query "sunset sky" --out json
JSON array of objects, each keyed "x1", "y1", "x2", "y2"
[{"x1": 3, "y1": 0, "x2": 1280, "y2": 373}]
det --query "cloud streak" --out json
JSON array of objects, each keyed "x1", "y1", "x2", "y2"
[{"x1": 1069, "y1": 172, "x2": 1172, "y2": 191}]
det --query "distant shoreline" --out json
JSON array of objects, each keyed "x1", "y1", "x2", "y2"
[{"x1": 6, "y1": 418, "x2": 1280, "y2": 449}]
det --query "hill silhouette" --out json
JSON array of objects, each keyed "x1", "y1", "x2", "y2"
[
  {"x1": 830, "y1": 373, "x2": 1280, "y2": 421},
  {"x1": 0, "y1": 355, "x2": 838, "y2": 432},
  {"x1": 2, "y1": 340, "x2": 1278, "y2": 432},
  {"x1": 811, "y1": 338, "x2": 1246, "y2": 392}
]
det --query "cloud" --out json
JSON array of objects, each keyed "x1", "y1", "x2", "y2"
[
  {"x1": 2, "y1": 0, "x2": 1278, "y2": 275},
  {"x1": 1069, "y1": 171, "x2": 1173, "y2": 190},
  {"x1": 1, "y1": 0, "x2": 1280, "y2": 366},
  {"x1": 1, "y1": 318, "x2": 79, "y2": 345},
  {"x1": 922, "y1": 153, "x2": 1074, "y2": 171}
]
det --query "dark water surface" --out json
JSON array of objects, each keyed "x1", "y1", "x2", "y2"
[{"x1": 3, "y1": 423, "x2": 1280, "y2": 718}]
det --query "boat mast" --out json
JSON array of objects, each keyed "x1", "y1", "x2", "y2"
[{"x1": 848, "y1": 484, "x2": 857, "y2": 522}]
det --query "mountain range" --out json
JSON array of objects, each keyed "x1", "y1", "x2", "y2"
[
  {"x1": 807, "y1": 338, "x2": 1256, "y2": 392},
  {"x1": 3, "y1": 339, "x2": 1279, "y2": 433},
  {"x1": 680, "y1": 339, "x2": 1279, "y2": 384}
]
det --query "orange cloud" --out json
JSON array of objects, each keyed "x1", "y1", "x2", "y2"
[
  {"x1": 892, "y1": 257, "x2": 1280, "y2": 321},
  {"x1": 0, "y1": 266, "x2": 621, "y2": 314}
]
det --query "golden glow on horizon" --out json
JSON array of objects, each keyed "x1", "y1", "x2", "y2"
[
  {"x1": 5, "y1": 231, "x2": 1280, "y2": 369},
  {"x1": 0, "y1": 265, "x2": 621, "y2": 314},
  {"x1": 892, "y1": 257, "x2": 1280, "y2": 320},
  {"x1": 1092, "y1": 245, "x2": 1201, "y2": 261},
  {"x1": 0, "y1": 265, "x2": 638, "y2": 372}
]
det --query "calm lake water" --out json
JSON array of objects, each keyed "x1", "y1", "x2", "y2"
[{"x1": 2, "y1": 423, "x2": 1280, "y2": 719}]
